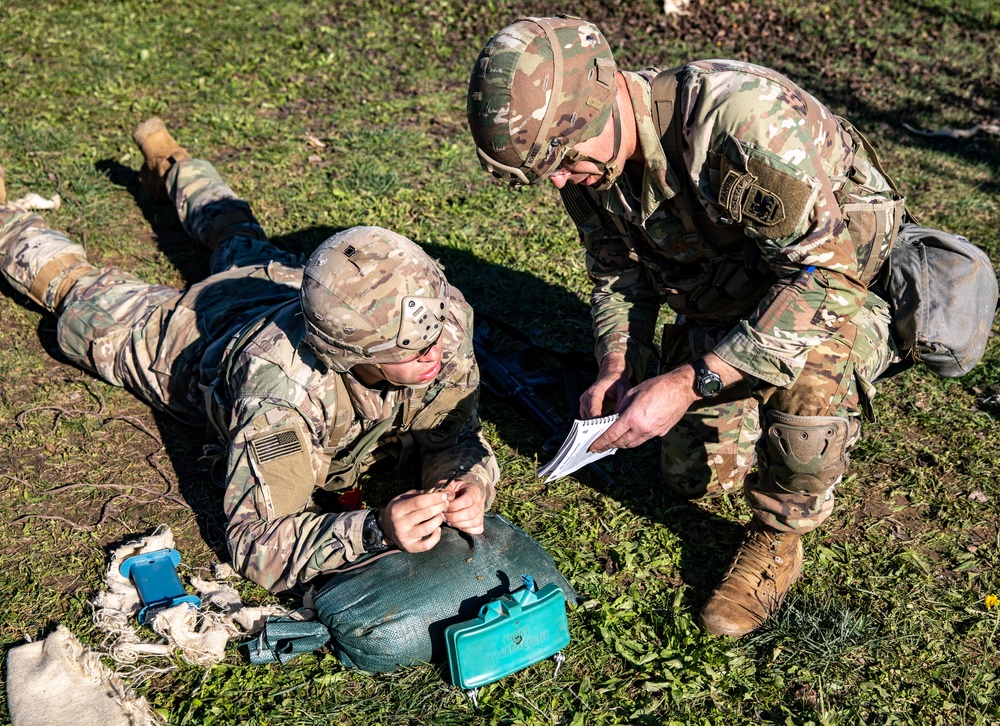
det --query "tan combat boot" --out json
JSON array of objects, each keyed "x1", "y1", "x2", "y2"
[
  {"x1": 699, "y1": 520, "x2": 803, "y2": 637},
  {"x1": 132, "y1": 118, "x2": 191, "y2": 202}
]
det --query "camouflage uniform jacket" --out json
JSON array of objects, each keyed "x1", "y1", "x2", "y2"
[
  {"x1": 206, "y1": 277, "x2": 497, "y2": 594},
  {"x1": 559, "y1": 60, "x2": 900, "y2": 386}
]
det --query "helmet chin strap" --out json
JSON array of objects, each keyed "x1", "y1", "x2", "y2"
[{"x1": 588, "y1": 101, "x2": 623, "y2": 191}]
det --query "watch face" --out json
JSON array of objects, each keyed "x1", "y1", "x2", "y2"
[
  {"x1": 694, "y1": 359, "x2": 723, "y2": 398},
  {"x1": 700, "y1": 375, "x2": 723, "y2": 396}
]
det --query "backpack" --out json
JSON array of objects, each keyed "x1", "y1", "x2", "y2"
[{"x1": 883, "y1": 223, "x2": 998, "y2": 377}]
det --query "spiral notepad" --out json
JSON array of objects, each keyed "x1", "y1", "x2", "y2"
[{"x1": 536, "y1": 414, "x2": 619, "y2": 483}]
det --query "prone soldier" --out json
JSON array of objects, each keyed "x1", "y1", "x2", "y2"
[
  {"x1": 0, "y1": 119, "x2": 499, "y2": 596},
  {"x1": 467, "y1": 17, "x2": 907, "y2": 637}
]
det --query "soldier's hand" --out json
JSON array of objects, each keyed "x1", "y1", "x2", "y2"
[
  {"x1": 380, "y1": 490, "x2": 451, "y2": 552},
  {"x1": 440, "y1": 480, "x2": 485, "y2": 535},
  {"x1": 590, "y1": 365, "x2": 700, "y2": 452},
  {"x1": 580, "y1": 352, "x2": 631, "y2": 418}
]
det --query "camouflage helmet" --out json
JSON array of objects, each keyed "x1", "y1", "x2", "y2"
[
  {"x1": 467, "y1": 16, "x2": 619, "y2": 188},
  {"x1": 301, "y1": 226, "x2": 450, "y2": 373}
]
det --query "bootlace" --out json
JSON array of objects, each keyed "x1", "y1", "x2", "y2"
[{"x1": 724, "y1": 527, "x2": 786, "y2": 591}]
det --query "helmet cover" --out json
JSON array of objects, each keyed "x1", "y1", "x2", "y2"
[
  {"x1": 467, "y1": 16, "x2": 617, "y2": 187},
  {"x1": 301, "y1": 226, "x2": 449, "y2": 373}
]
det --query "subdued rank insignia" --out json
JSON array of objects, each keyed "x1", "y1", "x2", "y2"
[{"x1": 251, "y1": 429, "x2": 303, "y2": 462}]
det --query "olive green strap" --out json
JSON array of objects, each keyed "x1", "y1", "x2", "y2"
[
  {"x1": 321, "y1": 407, "x2": 399, "y2": 491},
  {"x1": 651, "y1": 67, "x2": 701, "y2": 244}
]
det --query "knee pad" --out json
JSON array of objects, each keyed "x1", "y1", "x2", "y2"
[{"x1": 760, "y1": 411, "x2": 855, "y2": 495}]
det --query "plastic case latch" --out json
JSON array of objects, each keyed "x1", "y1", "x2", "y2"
[
  {"x1": 119, "y1": 548, "x2": 202, "y2": 625},
  {"x1": 444, "y1": 574, "x2": 570, "y2": 693}
]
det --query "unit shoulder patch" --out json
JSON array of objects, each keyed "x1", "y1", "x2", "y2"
[{"x1": 716, "y1": 136, "x2": 819, "y2": 240}]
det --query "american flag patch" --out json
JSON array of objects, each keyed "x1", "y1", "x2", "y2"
[{"x1": 251, "y1": 429, "x2": 303, "y2": 462}]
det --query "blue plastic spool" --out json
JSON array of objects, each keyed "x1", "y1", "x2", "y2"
[
  {"x1": 119, "y1": 548, "x2": 201, "y2": 625},
  {"x1": 444, "y1": 574, "x2": 570, "y2": 693}
]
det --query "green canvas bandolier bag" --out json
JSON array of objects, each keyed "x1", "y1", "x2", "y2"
[{"x1": 247, "y1": 515, "x2": 578, "y2": 673}]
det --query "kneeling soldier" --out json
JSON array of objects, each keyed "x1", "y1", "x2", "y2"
[{"x1": 467, "y1": 18, "x2": 909, "y2": 637}]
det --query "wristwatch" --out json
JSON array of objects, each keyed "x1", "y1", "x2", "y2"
[
  {"x1": 361, "y1": 510, "x2": 389, "y2": 553},
  {"x1": 692, "y1": 358, "x2": 724, "y2": 398}
]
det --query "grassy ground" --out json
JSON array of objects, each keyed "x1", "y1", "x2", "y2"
[{"x1": 1, "y1": 0, "x2": 998, "y2": 724}]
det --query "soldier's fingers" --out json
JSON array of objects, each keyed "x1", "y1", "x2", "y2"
[
  {"x1": 445, "y1": 498, "x2": 474, "y2": 517},
  {"x1": 446, "y1": 483, "x2": 482, "y2": 506},
  {"x1": 392, "y1": 491, "x2": 449, "y2": 517},
  {"x1": 579, "y1": 386, "x2": 608, "y2": 418},
  {"x1": 590, "y1": 421, "x2": 625, "y2": 452},
  {"x1": 400, "y1": 528, "x2": 441, "y2": 553},
  {"x1": 403, "y1": 514, "x2": 444, "y2": 539},
  {"x1": 446, "y1": 503, "x2": 482, "y2": 526},
  {"x1": 445, "y1": 510, "x2": 484, "y2": 533},
  {"x1": 414, "y1": 528, "x2": 442, "y2": 551},
  {"x1": 405, "y1": 522, "x2": 443, "y2": 551}
]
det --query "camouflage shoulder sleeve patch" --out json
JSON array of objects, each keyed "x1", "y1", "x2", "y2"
[
  {"x1": 716, "y1": 134, "x2": 820, "y2": 240},
  {"x1": 248, "y1": 423, "x2": 316, "y2": 518}
]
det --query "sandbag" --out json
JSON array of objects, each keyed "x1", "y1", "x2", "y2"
[
  {"x1": 313, "y1": 514, "x2": 577, "y2": 673},
  {"x1": 884, "y1": 223, "x2": 998, "y2": 377}
]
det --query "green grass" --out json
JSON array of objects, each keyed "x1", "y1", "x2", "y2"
[{"x1": 1, "y1": 0, "x2": 998, "y2": 724}]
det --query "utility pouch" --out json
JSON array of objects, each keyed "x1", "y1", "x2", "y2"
[
  {"x1": 884, "y1": 222, "x2": 998, "y2": 377},
  {"x1": 839, "y1": 193, "x2": 906, "y2": 285}
]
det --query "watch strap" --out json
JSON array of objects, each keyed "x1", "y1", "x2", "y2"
[{"x1": 361, "y1": 509, "x2": 388, "y2": 553}]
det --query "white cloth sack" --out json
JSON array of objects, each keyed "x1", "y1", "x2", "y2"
[{"x1": 5, "y1": 626, "x2": 161, "y2": 726}]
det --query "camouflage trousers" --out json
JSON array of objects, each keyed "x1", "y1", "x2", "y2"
[
  {"x1": 659, "y1": 296, "x2": 898, "y2": 533},
  {"x1": 0, "y1": 159, "x2": 301, "y2": 424}
]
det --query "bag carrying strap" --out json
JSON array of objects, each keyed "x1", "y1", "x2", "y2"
[
  {"x1": 835, "y1": 116, "x2": 904, "y2": 198},
  {"x1": 597, "y1": 67, "x2": 698, "y2": 267},
  {"x1": 320, "y1": 405, "x2": 399, "y2": 492},
  {"x1": 651, "y1": 67, "x2": 701, "y2": 245},
  {"x1": 327, "y1": 374, "x2": 354, "y2": 445},
  {"x1": 245, "y1": 618, "x2": 331, "y2": 665}
]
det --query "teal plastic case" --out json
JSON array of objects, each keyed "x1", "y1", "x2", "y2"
[
  {"x1": 444, "y1": 575, "x2": 570, "y2": 690},
  {"x1": 119, "y1": 548, "x2": 201, "y2": 625}
]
